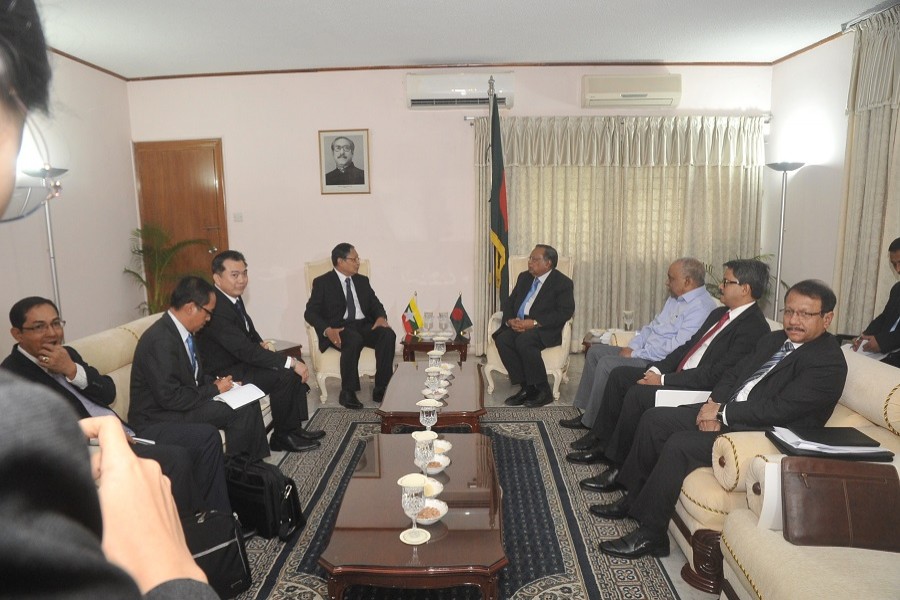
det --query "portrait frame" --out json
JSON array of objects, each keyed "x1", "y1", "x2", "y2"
[{"x1": 319, "y1": 129, "x2": 370, "y2": 194}]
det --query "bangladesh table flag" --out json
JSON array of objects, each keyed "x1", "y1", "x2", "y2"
[
  {"x1": 450, "y1": 294, "x2": 473, "y2": 336},
  {"x1": 402, "y1": 293, "x2": 423, "y2": 335}
]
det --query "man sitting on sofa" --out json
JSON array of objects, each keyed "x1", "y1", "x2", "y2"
[
  {"x1": 568, "y1": 259, "x2": 771, "y2": 468},
  {"x1": 198, "y1": 250, "x2": 324, "y2": 453},
  {"x1": 851, "y1": 236, "x2": 900, "y2": 367},
  {"x1": 130, "y1": 276, "x2": 272, "y2": 460},
  {"x1": 561, "y1": 257, "x2": 716, "y2": 429},
  {"x1": 2, "y1": 296, "x2": 230, "y2": 514},
  {"x1": 588, "y1": 279, "x2": 848, "y2": 559}
]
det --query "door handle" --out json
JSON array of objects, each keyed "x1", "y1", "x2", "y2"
[{"x1": 208, "y1": 246, "x2": 218, "y2": 254}]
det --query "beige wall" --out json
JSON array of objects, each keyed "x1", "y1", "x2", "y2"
[{"x1": 6, "y1": 47, "x2": 855, "y2": 348}]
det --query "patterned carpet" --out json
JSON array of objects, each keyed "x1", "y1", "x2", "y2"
[{"x1": 237, "y1": 407, "x2": 680, "y2": 600}]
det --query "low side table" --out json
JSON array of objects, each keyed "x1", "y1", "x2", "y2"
[{"x1": 401, "y1": 334, "x2": 469, "y2": 365}]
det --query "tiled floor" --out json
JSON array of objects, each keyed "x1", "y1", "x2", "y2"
[{"x1": 300, "y1": 352, "x2": 718, "y2": 600}]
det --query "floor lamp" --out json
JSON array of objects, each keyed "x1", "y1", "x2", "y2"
[{"x1": 766, "y1": 161, "x2": 804, "y2": 320}]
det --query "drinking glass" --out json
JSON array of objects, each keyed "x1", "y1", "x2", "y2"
[
  {"x1": 422, "y1": 312, "x2": 435, "y2": 337},
  {"x1": 438, "y1": 311, "x2": 452, "y2": 336},
  {"x1": 414, "y1": 439, "x2": 435, "y2": 475},
  {"x1": 428, "y1": 354, "x2": 442, "y2": 369},
  {"x1": 622, "y1": 309, "x2": 635, "y2": 331},
  {"x1": 398, "y1": 473, "x2": 430, "y2": 544},
  {"x1": 424, "y1": 366, "x2": 441, "y2": 391},
  {"x1": 432, "y1": 336, "x2": 447, "y2": 354},
  {"x1": 419, "y1": 405, "x2": 438, "y2": 431}
]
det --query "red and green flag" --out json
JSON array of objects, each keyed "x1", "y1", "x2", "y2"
[
  {"x1": 489, "y1": 94, "x2": 509, "y2": 303},
  {"x1": 450, "y1": 293, "x2": 473, "y2": 336}
]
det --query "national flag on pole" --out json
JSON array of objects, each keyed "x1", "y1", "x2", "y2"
[
  {"x1": 450, "y1": 293, "x2": 473, "y2": 336},
  {"x1": 489, "y1": 93, "x2": 510, "y2": 304},
  {"x1": 401, "y1": 293, "x2": 424, "y2": 335}
]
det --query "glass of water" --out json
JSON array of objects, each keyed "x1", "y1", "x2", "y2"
[
  {"x1": 398, "y1": 473, "x2": 430, "y2": 544},
  {"x1": 622, "y1": 309, "x2": 635, "y2": 331}
]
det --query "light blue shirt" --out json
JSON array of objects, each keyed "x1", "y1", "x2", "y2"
[{"x1": 628, "y1": 286, "x2": 717, "y2": 361}]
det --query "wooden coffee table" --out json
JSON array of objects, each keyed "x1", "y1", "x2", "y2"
[
  {"x1": 375, "y1": 362, "x2": 486, "y2": 433},
  {"x1": 318, "y1": 433, "x2": 507, "y2": 600},
  {"x1": 401, "y1": 334, "x2": 469, "y2": 365}
]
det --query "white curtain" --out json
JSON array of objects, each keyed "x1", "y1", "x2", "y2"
[
  {"x1": 834, "y1": 6, "x2": 900, "y2": 333},
  {"x1": 474, "y1": 116, "x2": 765, "y2": 354}
]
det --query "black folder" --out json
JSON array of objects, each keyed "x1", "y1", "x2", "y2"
[{"x1": 765, "y1": 427, "x2": 894, "y2": 462}]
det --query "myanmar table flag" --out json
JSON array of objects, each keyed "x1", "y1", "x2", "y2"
[
  {"x1": 402, "y1": 294, "x2": 423, "y2": 335},
  {"x1": 450, "y1": 294, "x2": 473, "y2": 336}
]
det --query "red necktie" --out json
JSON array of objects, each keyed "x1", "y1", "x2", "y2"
[{"x1": 676, "y1": 312, "x2": 730, "y2": 372}]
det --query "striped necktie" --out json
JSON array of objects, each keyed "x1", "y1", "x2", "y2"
[
  {"x1": 729, "y1": 340, "x2": 794, "y2": 402},
  {"x1": 186, "y1": 333, "x2": 198, "y2": 380}
]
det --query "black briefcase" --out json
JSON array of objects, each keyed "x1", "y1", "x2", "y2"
[
  {"x1": 181, "y1": 510, "x2": 252, "y2": 599},
  {"x1": 224, "y1": 456, "x2": 305, "y2": 541}
]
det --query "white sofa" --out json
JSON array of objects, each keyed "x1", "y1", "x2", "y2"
[
  {"x1": 667, "y1": 345, "x2": 900, "y2": 595},
  {"x1": 67, "y1": 313, "x2": 272, "y2": 444}
]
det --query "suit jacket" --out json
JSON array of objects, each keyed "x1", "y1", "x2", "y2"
[
  {"x1": 650, "y1": 303, "x2": 770, "y2": 390},
  {"x1": 305, "y1": 270, "x2": 388, "y2": 352},
  {"x1": 1, "y1": 345, "x2": 118, "y2": 420},
  {"x1": 129, "y1": 312, "x2": 219, "y2": 431},
  {"x1": 325, "y1": 162, "x2": 365, "y2": 185},
  {"x1": 713, "y1": 330, "x2": 847, "y2": 429},
  {"x1": 863, "y1": 281, "x2": 900, "y2": 356},
  {"x1": 197, "y1": 288, "x2": 285, "y2": 375},
  {"x1": 494, "y1": 268, "x2": 575, "y2": 347}
]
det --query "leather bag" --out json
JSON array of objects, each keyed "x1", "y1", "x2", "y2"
[
  {"x1": 224, "y1": 456, "x2": 305, "y2": 541},
  {"x1": 780, "y1": 456, "x2": 900, "y2": 552}
]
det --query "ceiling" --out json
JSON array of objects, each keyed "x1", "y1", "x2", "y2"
[{"x1": 36, "y1": 0, "x2": 891, "y2": 80}]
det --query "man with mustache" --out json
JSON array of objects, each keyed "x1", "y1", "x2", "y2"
[{"x1": 325, "y1": 136, "x2": 365, "y2": 185}]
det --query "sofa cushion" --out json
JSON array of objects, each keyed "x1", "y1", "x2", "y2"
[
  {"x1": 721, "y1": 508, "x2": 900, "y2": 600},
  {"x1": 679, "y1": 467, "x2": 747, "y2": 531},
  {"x1": 839, "y1": 346, "x2": 900, "y2": 434}
]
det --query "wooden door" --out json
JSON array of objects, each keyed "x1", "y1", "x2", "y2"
[{"x1": 133, "y1": 139, "x2": 228, "y2": 297}]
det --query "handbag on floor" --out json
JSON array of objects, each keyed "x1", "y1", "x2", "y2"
[
  {"x1": 181, "y1": 510, "x2": 252, "y2": 599},
  {"x1": 224, "y1": 455, "x2": 305, "y2": 541}
]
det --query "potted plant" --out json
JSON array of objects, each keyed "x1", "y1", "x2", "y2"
[{"x1": 124, "y1": 223, "x2": 209, "y2": 314}]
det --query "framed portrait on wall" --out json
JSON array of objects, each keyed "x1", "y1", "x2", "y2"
[{"x1": 319, "y1": 129, "x2": 370, "y2": 194}]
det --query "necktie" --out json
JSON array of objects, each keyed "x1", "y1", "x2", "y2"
[
  {"x1": 729, "y1": 340, "x2": 794, "y2": 402},
  {"x1": 51, "y1": 372, "x2": 136, "y2": 436},
  {"x1": 235, "y1": 297, "x2": 249, "y2": 331},
  {"x1": 186, "y1": 333, "x2": 198, "y2": 379},
  {"x1": 517, "y1": 278, "x2": 541, "y2": 319},
  {"x1": 676, "y1": 312, "x2": 730, "y2": 372},
  {"x1": 345, "y1": 277, "x2": 356, "y2": 321}
]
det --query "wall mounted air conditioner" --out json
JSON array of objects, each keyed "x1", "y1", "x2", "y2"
[
  {"x1": 582, "y1": 74, "x2": 681, "y2": 108},
  {"x1": 406, "y1": 73, "x2": 514, "y2": 109}
]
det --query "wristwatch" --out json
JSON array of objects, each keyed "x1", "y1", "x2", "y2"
[
  {"x1": 716, "y1": 408, "x2": 725, "y2": 423},
  {"x1": 532, "y1": 319, "x2": 540, "y2": 328}
]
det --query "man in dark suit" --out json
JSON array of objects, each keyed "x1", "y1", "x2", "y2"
[
  {"x1": 852, "y1": 236, "x2": 900, "y2": 367},
  {"x1": 493, "y1": 244, "x2": 575, "y2": 408},
  {"x1": 130, "y1": 276, "x2": 271, "y2": 460},
  {"x1": 325, "y1": 136, "x2": 365, "y2": 185},
  {"x1": 198, "y1": 250, "x2": 324, "y2": 452},
  {"x1": 305, "y1": 243, "x2": 396, "y2": 408},
  {"x1": 589, "y1": 280, "x2": 848, "y2": 560},
  {"x1": 2, "y1": 296, "x2": 230, "y2": 515},
  {"x1": 568, "y1": 259, "x2": 771, "y2": 469}
]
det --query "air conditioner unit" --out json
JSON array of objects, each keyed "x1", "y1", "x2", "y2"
[
  {"x1": 406, "y1": 73, "x2": 514, "y2": 109},
  {"x1": 582, "y1": 74, "x2": 681, "y2": 108}
]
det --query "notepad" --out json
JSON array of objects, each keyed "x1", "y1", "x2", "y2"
[{"x1": 214, "y1": 383, "x2": 264, "y2": 409}]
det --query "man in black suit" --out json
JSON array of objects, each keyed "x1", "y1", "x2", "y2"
[
  {"x1": 493, "y1": 244, "x2": 575, "y2": 408},
  {"x1": 325, "y1": 136, "x2": 365, "y2": 185},
  {"x1": 2, "y1": 296, "x2": 230, "y2": 514},
  {"x1": 305, "y1": 243, "x2": 396, "y2": 409},
  {"x1": 130, "y1": 276, "x2": 271, "y2": 460},
  {"x1": 198, "y1": 250, "x2": 324, "y2": 452},
  {"x1": 852, "y1": 236, "x2": 900, "y2": 367},
  {"x1": 589, "y1": 280, "x2": 847, "y2": 560},
  {"x1": 568, "y1": 259, "x2": 771, "y2": 469}
]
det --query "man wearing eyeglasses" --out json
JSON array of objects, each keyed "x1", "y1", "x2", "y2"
[
  {"x1": 851, "y1": 236, "x2": 900, "y2": 367},
  {"x1": 1, "y1": 295, "x2": 231, "y2": 515},
  {"x1": 305, "y1": 243, "x2": 396, "y2": 408},
  {"x1": 590, "y1": 280, "x2": 847, "y2": 560},
  {"x1": 325, "y1": 136, "x2": 365, "y2": 186},
  {"x1": 130, "y1": 276, "x2": 271, "y2": 460},
  {"x1": 568, "y1": 259, "x2": 771, "y2": 466}
]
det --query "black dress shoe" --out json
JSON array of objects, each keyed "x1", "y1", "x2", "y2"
[
  {"x1": 589, "y1": 495, "x2": 630, "y2": 519},
  {"x1": 524, "y1": 388, "x2": 553, "y2": 408},
  {"x1": 372, "y1": 386, "x2": 387, "y2": 403},
  {"x1": 570, "y1": 432, "x2": 601, "y2": 450},
  {"x1": 580, "y1": 468, "x2": 621, "y2": 492},
  {"x1": 559, "y1": 415, "x2": 588, "y2": 430},
  {"x1": 599, "y1": 527, "x2": 670, "y2": 559},
  {"x1": 504, "y1": 386, "x2": 529, "y2": 406},
  {"x1": 566, "y1": 449, "x2": 613, "y2": 465},
  {"x1": 339, "y1": 390, "x2": 363, "y2": 409},
  {"x1": 270, "y1": 432, "x2": 320, "y2": 452},
  {"x1": 297, "y1": 428, "x2": 326, "y2": 440}
]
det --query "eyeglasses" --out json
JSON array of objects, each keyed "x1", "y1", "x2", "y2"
[
  {"x1": 197, "y1": 305, "x2": 214, "y2": 317},
  {"x1": 342, "y1": 256, "x2": 361, "y2": 263},
  {"x1": 780, "y1": 308, "x2": 824, "y2": 320},
  {"x1": 20, "y1": 320, "x2": 66, "y2": 333},
  {"x1": 720, "y1": 279, "x2": 741, "y2": 287},
  {"x1": 527, "y1": 256, "x2": 547, "y2": 263},
  {"x1": 333, "y1": 144, "x2": 353, "y2": 153}
]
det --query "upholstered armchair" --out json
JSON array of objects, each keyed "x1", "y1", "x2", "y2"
[
  {"x1": 303, "y1": 257, "x2": 377, "y2": 402},
  {"x1": 482, "y1": 255, "x2": 574, "y2": 399}
]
